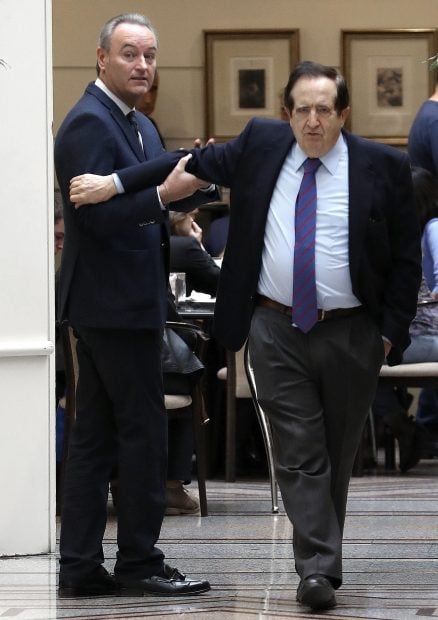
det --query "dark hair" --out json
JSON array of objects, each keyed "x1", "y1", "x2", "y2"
[
  {"x1": 54, "y1": 188, "x2": 63, "y2": 223},
  {"x1": 283, "y1": 60, "x2": 349, "y2": 115},
  {"x1": 411, "y1": 166, "x2": 438, "y2": 232}
]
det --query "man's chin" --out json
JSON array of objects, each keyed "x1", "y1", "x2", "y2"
[{"x1": 300, "y1": 136, "x2": 326, "y2": 158}]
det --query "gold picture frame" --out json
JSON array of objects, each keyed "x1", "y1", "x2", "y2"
[
  {"x1": 341, "y1": 29, "x2": 438, "y2": 146},
  {"x1": 204, "y1": 29, "x2": 300, "y2": 141}
]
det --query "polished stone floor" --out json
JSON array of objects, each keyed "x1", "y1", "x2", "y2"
[{"x1": 1, "y1": 456, "x2": 437, "y2": 619}]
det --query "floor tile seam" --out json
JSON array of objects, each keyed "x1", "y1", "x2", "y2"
[
  {"x1": 348, "y1": 497, "x2": 438, "y2": 501},
  {"x1": 78, "y1": 556, "x2": 438, "y2": 562},
  {"x1": 346, "y1": 512, "x2": 438, "y2": 515},
  {"x1": 349, "y1": 491, "x2": 438, "y2": 496},
  {"x1": 343, "y1": 538, "x2": 438, "y2": 542},
  {"x1": 100, "y1": 539, "x2": 296, "y2": 544},
  {"x1": 164, "y1": 512, "x2": 288, "y2": 516}
]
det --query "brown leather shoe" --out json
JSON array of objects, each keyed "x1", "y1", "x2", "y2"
[{"x1": 165, "y1": 483, "x2": 199, "y2": 515}]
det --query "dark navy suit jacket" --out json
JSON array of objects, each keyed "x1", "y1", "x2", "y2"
[
  {"x1": 55, "y1": 82, "x2": 209, "y2": 329},
  {"x1": 115, "y1": 118, "x2": 421, "y2": 363}
]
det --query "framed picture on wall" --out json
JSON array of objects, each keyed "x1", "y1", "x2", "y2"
[
  {"x1": 341, "y1": 29, "x2": 438, "y2": 146},
  {"x1": 204, "y1": 29, "x2": 300, "y2": 141}
]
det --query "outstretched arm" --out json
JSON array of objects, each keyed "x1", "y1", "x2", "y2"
[{"x1": 70, "y1": 152, "x2": 211, "y2": 208}]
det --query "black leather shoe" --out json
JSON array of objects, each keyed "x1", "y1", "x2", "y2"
[
  {"x1": 116, "y1": 564, "x2": 210, "y2": 597},
  {"x1": 58, "y1": 566, "x2": 117, "y2": 598},
  {"x1": 296, "y1": 574, "x2": 336, "y2": 610},
  {"x1": 399, "y1": 423, "x2": 427, "y2": 472}
]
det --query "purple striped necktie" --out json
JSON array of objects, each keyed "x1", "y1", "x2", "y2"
[{"x1": 292, "y1": 157, "x2": 322, "y2": 333}]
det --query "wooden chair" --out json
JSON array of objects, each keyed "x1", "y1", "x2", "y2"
[{"x1": 59, "y1": 320, "x2": 210, "y2": 517}]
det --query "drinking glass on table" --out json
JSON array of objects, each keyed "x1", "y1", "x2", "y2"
[{"x1": 169, "y1": 272, "x2": 186, "y2": 305}]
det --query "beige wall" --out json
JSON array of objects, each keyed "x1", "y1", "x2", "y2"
[{"x1": 53, "y1": 0, "x2": 437, "y2": 150}]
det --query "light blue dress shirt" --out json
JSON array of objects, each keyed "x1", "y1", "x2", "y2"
[{"x1": 257, "y1": 134, "x2": 361, "y2": 310}]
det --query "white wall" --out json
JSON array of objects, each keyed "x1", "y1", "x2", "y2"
[{"x1": 0, "y1": 0, "x2": 55, "y2": 555}]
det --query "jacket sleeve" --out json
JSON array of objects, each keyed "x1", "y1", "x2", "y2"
[
  {"x1": 55, "y1": 112, "x2": 166, "y2": 238},
  {"x1": 115, "y1": 150, "x2": 220, "y2": 209}
]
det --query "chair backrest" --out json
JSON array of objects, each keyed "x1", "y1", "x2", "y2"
[
  {"x1": 217, "y1": 346, "x2": 251, "y2": 399},
  {"x1": 235, "y1": 347, "x2": 252, "y2": 398},
  {"x1": 379, "y1": 362, "x2": 438, "y2": 388}
]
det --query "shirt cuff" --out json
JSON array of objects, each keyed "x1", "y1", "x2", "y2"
[
  {"x1": 157, "y1": 187, "x2": 166, "y2": 210},
  {"x1": 200, "y1": 184, "x2": 215, "y2": 193},
  {"x1": 112, "y1": 173, "x2": 124, "y2": 194}
]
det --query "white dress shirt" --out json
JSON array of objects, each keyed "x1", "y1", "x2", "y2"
[{"x1": 258, "y1": 134, "x2": 361, "y2": 310}]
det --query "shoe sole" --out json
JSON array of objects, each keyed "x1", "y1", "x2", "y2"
[
  {"x1": 117, "y1": 584, "x2": 211, "y2": 597},
  {"x1": 165, "y1": 507, "x2": 200, "y2": 515}
]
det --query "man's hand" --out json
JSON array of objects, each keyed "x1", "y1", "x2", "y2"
[
  {"x1": 193, "y1": 137, "x2": 215, "y2": 148},
  {"x1": 158, "y1": 154, "x2": 210, "y2": 204},
  {"x1": 192, "y1": 138, "x2": 215, "y2": 189},
  {"x1": 70, "y1": 174, "x2": 116, "y2": 208},
  {"x1": 189, "y1": 219, "x2": 203, "y2": 244}
]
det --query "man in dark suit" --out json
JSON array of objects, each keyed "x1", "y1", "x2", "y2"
[
  {"x1": 169, "y1": 211, "x2": 220, "y2": 297},
  {"x1": 69, "y1": 61, "x2": 421, "y2": 610},
  {"x1": 54, "y1": 12, "x2": 212, "y2": 598}
]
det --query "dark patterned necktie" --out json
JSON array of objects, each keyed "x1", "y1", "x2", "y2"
[
  {"x1": 292, "y1": 157, "x2": 322, "y2": 332},
  {"x1": 126, "y1": 110, "x2": 142, "y2": 147}
]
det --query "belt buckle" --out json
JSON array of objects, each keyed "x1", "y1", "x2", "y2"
[{"x1": 318, "y1": 309, "x2": 326, "y2": 322}]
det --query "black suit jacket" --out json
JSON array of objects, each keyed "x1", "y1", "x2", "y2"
[
  {"x1": 170, "y1": 236, "x2": 220, "y2": 296},
  {"x1": 54, "y1": 82, "x2": 212, "y2": 329},
  {"x1": 116, "y1": 118, "x2": 421, "y2": 363}
]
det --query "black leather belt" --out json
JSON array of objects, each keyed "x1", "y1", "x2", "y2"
[{"x1": 256, "y1": 295, "x2": 364, "y2": 322}]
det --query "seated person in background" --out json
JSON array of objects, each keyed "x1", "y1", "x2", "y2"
[
  {"x1": 112, "y1": 290, "x2": 202, "y2": 515},
  {"x1": 169, "y1": 210, "x2": 220, "y2": 297},
  {"x1": 372, "y1": 166, "x2": 438, "y2": 468},
  {"x1": 203, "y1": 214, "x2": 229, "y2": 259},
  {"x1": 164, "y1": 292, "x2": 203, "y2": 514}
]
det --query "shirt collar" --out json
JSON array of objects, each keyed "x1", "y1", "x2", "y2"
[
  {"x1": 292, "y1": 133, "x2": 347, "y2": 175},
  {"x1": 95, "y1": 78, "x2": 134, "y2": 116}
]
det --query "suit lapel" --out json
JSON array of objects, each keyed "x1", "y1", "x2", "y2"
[
  {"x1": 259, "y1": 127, "x2": 295, "y2": 216},
  {"x1": 344, "y1": 131, "x2": 376, "y2": 287},
  {"x1": 85, "y1": 83, "x2": 146, "y2": 161}
]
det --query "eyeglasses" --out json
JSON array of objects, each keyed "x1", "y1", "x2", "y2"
[{"x1": 293, "y1": 105, "x2": 334, "y2": 119}]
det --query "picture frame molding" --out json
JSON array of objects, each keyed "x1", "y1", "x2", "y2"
[
  {"x1": 341, "y1": 28, "x2": 438, "y2": 146},
  {"x1": 204, "y1": 29, "x2": 300, "y2": 141}
]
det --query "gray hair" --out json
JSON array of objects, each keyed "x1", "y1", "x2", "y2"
[{"x1": 98, "y1": 13, "x2": 158, "y2": 52}]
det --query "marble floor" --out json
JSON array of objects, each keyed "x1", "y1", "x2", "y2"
[{"x1": 1, "y1": 457, "x2": 437, "y2": 620}]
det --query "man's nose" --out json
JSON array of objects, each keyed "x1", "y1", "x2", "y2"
[
  {"x1": 136, "y1": 56, "x2": 148, "y2": 71},
  {"x1": 306, "y1": 110, "x2": 320, "y2": 127}
]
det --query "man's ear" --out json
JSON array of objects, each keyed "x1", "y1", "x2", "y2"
[
  {"x1": 96, "y1": 47, "x2": 106, "y2": 74},
  {"x1": 340, "y1": 106, "x2": 350, "y2": 126}
]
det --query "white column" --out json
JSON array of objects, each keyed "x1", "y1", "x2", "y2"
[{"x1": 0, "y1": 0, "x2": 55, "y2": 555}]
